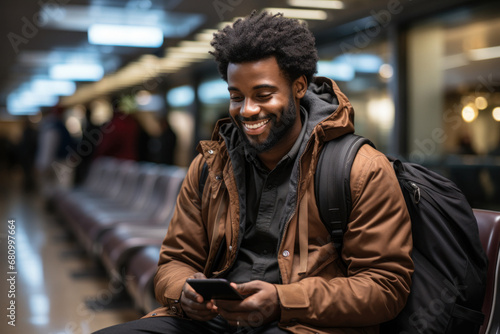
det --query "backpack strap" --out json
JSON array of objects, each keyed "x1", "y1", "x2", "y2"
[{"x1": 315, "y1": 134, "x2": 374, "y2": 252}]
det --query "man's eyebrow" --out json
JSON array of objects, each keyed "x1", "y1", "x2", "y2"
[
  {"x1": 253, "y1": 84, "x2": 277, "y2": 90},
  {"x1": 227, "y1": 84, "x2": 277, "y2": 91}
]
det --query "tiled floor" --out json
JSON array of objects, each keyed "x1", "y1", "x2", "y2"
[{"x1": 0, "y1": 169, "x2": 141, "y2": 334}]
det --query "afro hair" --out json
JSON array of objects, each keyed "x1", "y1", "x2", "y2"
[{"x1": 210, "y1": 11, "x2": 318, "y2": 85}]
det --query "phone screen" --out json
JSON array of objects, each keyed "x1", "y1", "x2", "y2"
[{"x1": 187, "y1": 278, "x2": 244, "y2": 300}]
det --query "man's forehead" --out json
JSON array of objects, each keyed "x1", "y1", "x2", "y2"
[
  {"x1": 227, "y1": 57, "x2": 287, "y2": 86},
  {"x1": 227, "y1": 57, "x2": 279, "y2": 71}
]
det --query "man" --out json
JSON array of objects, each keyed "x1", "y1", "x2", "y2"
[
  {"x1": 35, "y1": 104, "x2": 75, "y2": 199},
  {"x1": 95, "y1": 11, "x2": 413, "y2": 334}
]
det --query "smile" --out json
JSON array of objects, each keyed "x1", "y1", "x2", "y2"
[{"x1": 243, "y1": 119, "x2": 270, "y2": 130}]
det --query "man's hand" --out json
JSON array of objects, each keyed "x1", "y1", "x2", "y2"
[
  {"x1": 215, "y1": 280, "x2": 280, "y2": 327},
  {"x1": 180, "y1": 273, "x2": 218, "y2": 321}
]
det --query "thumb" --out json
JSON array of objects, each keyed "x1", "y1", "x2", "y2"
[
  {"x1": 193, "y1": 272, "x2": 207, "y2": 279},
  {"x1": 233, "y1": 281, "x2": 261, "y2": 296}
]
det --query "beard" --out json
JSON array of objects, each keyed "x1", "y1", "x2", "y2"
[{"x1": 233, "y1": 94, "x2": 298, "y2": 154}]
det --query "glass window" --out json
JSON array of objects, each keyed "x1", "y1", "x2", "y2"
[
  {"x1": 166, "y1": 85, "x2": 196, "y2": 167},
  {"x1": 318, "y1": 37, "x2": 393, "y2": 152},
  {"x1": 198, "y1": 78, "x2": 230, "y2": 140},
  {"x1": 407, "y1": 2, "x2": 500, "y2": 209}
]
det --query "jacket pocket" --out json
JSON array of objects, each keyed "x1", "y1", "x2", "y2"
[{"x1": 306, "y1": 242, "x2": 342, "y2": 277}]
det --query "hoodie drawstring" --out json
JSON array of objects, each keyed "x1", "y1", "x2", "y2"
[{"x1": 298, "y1": 191, "x2": 309, "y2": 275}]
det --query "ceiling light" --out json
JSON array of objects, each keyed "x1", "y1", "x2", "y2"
[
  {"x1": 263, "y1": 8, "x2": 328, "y2": 20},
  {"x1": 167, "y1": 86, "x2": 195, "y2": 108},
  {"x1": 442, "y1": 54, "x2": 468, "y2": 70},
  {"x1": 88, "y1": 24, "x2": 164, "y2": 48},
  {"x1": 475, "y1": 96, "x2": 488, "y2": 110},
  {"x1": 162, "y1": 57, "x2": 198, "y2": 66},
  {"x1": 218, "y1": 21, "x2": 234, "y2": 29},
  {"x1": 179, "y1": 41, "x2": 211, "y2": 48},
  {"x1": 31, "y1": 79, "x2": 76, "y2": 96},
  {"x1": 379, "y1": 64, "x2": 394, "y2": 79},
  {"x1": 7, "y1": 96, "x2": 39, "y2": 115},
  {"x1": 462, "y1": 104, "x2": 478, "y2": 123},
  {"x1": 198, "y1": 79, "x2": 229, "y2": 104},
  {"x1": 217, "y1": 18, "x2": 243, "y2": 29},
  {"x1": 7, "y1": 90, "x2": 59, "y2": 115},
  {"x1": 167, "y1": 53, "x2": 211, "y2": 60},
  {"x1": 159, "y1": 63, "x2": 190, "y2": 70},
  {"x1": 168, "y1": 46, "x2": 212, "y2": 54},
  {"x1": 50, "y1": 64, "x2": 104, "y2": 81},
  {"x1": 493, "y1": 107, "x2": 500, "y2": 122},
  {"x1": 367, "y1": 98, "x2": 395, "y2": 131},
  {"x1": 287, "y1": 0, "x2": 344, "y2": 10},
  {"x1": 195, "y1": 30, "x2": 218, "y2": 41},
  {"x1": 468, "y1": 45, "x2": 500, "y2": 61},
  {"x1": 65, "y1": 116, "x2": 82, "y2": 136},
  {"x1": 334, "y1": 54, "x2": 383, "y2": 73},
  {"x1": 317, "y1": 61, "x2": 354, "y2": 81},
  {"x1": 135, "y1": 90, "x2": 152, "y2": 106},
  {"x1": 41, "y1": 4, "x2": 203, "y2": 38},
  {"x1": 157, "y1": 58, "x2": 192, "y2": 72}
]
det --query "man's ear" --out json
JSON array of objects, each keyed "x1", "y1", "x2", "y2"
[{"x1": 293, "y1": 75, "x2": 308, "y2": 99}]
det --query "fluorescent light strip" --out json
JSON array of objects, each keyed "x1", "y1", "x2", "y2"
[
  {"x1": 179, "y1": 41, "x2": 211, "y2": 48},
  {"x1": 168, "y1": 46, "x2": 212, "y2": 54},
  {"x1": 50, "y1": 63, "x2": 104, "y2": 81},
  {"x1": 442, "y1": 54, "x2": 468, "y2": 70},
  {"x1": 31, "y1": 79, "x2": 76, "y2": 96},
  {"x1": 88, "y1": 24, "x2": 164, "y2": 48},
  {"x1": 158, "y1": 58, "x2": 193, "y2": 70},
  {"x1": 217, "y1": 18, "x2": 244, "y2": 29},
  {"x1": 468, "y1": 45, "x2": 500, "y2": 61},
  {"x1": 195, "y1": 30, "x2": 218, "y2": 41},
  {"x1": 263, "y1": 7, "x2": 328, "y2": 20},
  {"x1": 218, "y1": 21, "x2": 234, "y2": 29},
  {"x1": 167, "y1": 53, "x2": 211, "y2": 60},
  {"x1": 288, "y1": 0, "x2": 344, "y2": 10}
]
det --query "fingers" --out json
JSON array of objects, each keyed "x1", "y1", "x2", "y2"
[
  {"x1": 180, "y1": 274, "x2": 217, "y2": 321},
  {"x1": 183, "y1": 281, "x2": 204, "y2": 304},
  {"x1": 181, "y1": 292, "x2": 216, "y2": 321},
  {"x1": 233, "y1": 281, "x2": 258, "y2": 296},
  {"x1": 193, "y1": 272, "x2": 207, "y2": 279},
  {"x1": 216, "y1": 305, "x2": 270, "y2": 328},
  {"x1": 215, "y1": 281, "x2": 280, "y2": 327}
]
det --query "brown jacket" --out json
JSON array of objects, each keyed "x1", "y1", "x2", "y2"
[{"x1": 144, "y1": 77, "x2": 413, "y2": 333}]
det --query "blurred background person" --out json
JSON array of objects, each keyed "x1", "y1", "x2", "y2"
[
  {"x1": 35, "y1": 104, "x2": 75, "y2": 202},
  {"x1": 93, "y1": 96, "x2": 140, "y2": 161},
  {"x1": 73, "y1": 105, "x2": 100, "y2": 185},
  {"x1": 17, "y1": 116, "x2": 38, "y2": 192},
  {"x1": 148, "y1": 116, "x2": 177, "y2": 165}
]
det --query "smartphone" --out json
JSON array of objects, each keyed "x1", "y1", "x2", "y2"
[{"x1": 187, "y1": 278, "x2": 244, "y2": 300}]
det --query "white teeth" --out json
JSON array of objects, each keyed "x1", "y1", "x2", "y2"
[{"x1": 244, "y1": 119, "x2": 269, "y2": 130}]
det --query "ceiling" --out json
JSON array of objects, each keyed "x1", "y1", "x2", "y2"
[{"x1": 0, "y1": 0, "x2": 495, "y2": 118}]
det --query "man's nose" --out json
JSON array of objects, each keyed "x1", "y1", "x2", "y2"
[{"x1": 240, "y1": 98, "x2": 260, "y2": 118}]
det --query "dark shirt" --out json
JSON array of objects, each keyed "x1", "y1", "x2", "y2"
[{"x1": 225, "y1": 108, "x2": 308, "y2": 284}]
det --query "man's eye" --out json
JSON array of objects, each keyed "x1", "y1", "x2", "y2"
[
  {"x1": 230, "y1": 96, "x2": 243, "y2": 101},
  {"x1": 257, "y1": 94, "x2": 271, "y2": 99}
]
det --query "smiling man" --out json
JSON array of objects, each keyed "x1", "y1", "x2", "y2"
[
  {"x1": 94, "y1": 11, "x2": 413, "y2": 334},
  {"x1": 227, "y1": 57, "x2": 305, "y2": 169}
]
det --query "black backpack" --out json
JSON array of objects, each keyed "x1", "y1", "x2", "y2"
[{"x1": 315, "y1": 133, "x2": 488, "y2": 334}]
